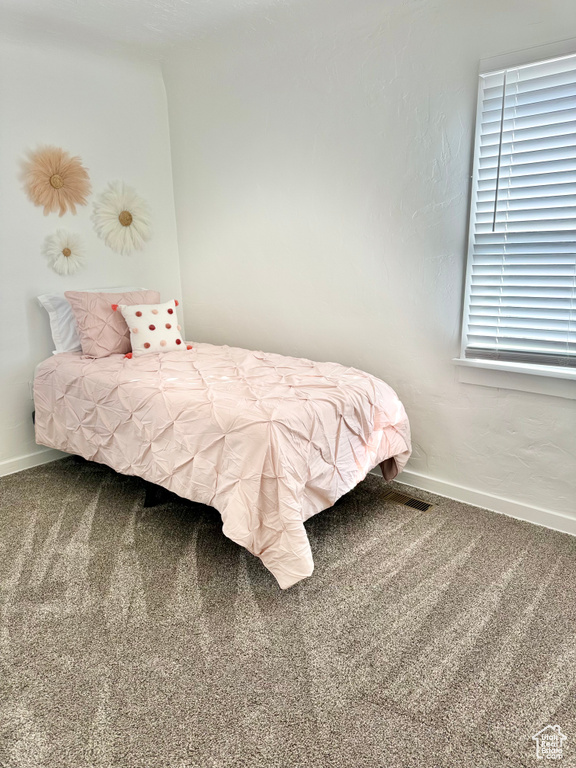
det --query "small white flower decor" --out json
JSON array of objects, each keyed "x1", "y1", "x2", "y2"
[
  {"x1": 43, "y1": 229, "x2": 86, "y2": 276},
  {"x1": 92, "y1": 181, "x2": 151, "y2": 256}
]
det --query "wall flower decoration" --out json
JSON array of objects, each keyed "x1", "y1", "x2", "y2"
[
  {"x1": 92, "y1": 181, "x2": 151, "y2": 255},
  {"x1": 43, "y1": 229, "x2": 86, "y2": 276},
  {"x1": 22, "y1": 146, "x2": 91, "y2": 216}
]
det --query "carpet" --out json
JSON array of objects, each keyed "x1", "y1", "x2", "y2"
[{"x1": 1, "y1": 456, "x2": 575, "y2": 768}]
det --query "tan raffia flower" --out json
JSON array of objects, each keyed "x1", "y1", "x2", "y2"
[
  {"x1": 42, "y1": 229, "x2": 86, "y2": 275},
  {"x1": 22, "y1": 145, "x2": 91, "y2": 216}
]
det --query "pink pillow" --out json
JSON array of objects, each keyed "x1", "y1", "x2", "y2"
[{"x1": 65, "y1": 290, "x2": 160, "y2": 358}]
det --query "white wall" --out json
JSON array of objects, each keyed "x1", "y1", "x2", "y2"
[
  {"x1": 163, "y1": 0, "x2": 576, "y2": 524},
  {"x1": 0, "y1": 35, "x2": 181, "y2": 470}
]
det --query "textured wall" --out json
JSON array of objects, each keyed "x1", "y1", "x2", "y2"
[
  {"x1": 0, "y1": 36, "x2": 181, "y2": 467},
  {"x1": 164, "y1": 0, "x2": 576, "y2": 518}
]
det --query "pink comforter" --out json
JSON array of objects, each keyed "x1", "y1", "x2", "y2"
[{"x1": 34, "y1": 343, "x2": 411, "y2": 588}]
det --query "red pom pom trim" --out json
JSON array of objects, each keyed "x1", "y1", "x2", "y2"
[
  {"x1": 124, "y1": 353, "x2": 133, "y2": 359},
  {"x1": 186, "y1": 344, "x2": 193, "y2": 350},
  {"x1": 111, "y1": 304, "x2": 118, "y2": 311},
  {"x1": 174, "y1": 299, "x2": 179, "y2": 307}
]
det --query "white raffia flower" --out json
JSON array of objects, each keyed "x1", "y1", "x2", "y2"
[
  {"x1": 92, "y1": 181, "x2": 151, "y2": 255},
  {"x1": 43, "y1": 229, "x2": 86, "y2": 275}
]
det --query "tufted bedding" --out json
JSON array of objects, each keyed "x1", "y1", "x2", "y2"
[{"x1": 34, "y1": 343, "x2": 411, "y2": 588}]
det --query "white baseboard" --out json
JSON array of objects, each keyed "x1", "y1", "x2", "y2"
[
  {"x1": 0, "y1": 448, "x2": 68, "y2": 477},
  {"x1": 382, "y1": 467, "x2": 576, "y2": 537}
]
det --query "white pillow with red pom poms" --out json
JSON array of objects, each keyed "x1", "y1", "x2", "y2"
[{"x1": 116, "y1": 299, "x2": 191, "y2": 356}]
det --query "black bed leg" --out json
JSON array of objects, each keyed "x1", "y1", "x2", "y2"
[{"x1": 143, "y1": 481, "x2": 168, "y2": 508}]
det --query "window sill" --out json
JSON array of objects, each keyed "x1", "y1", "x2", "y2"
[{"x1": 453, "y1": 358, "x2": 576, "y2": 400}]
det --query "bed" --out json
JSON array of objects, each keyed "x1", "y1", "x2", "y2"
[{"x1": 34, "y1": 341, "x2": 411, "y2": 588}]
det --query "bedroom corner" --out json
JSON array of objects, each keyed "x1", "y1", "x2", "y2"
[{"x1": 0, "y1": 33, "x2": 181, "y2": 472}]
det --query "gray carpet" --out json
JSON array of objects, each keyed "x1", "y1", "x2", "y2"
[{"x1": 1, "y1": 457, "x2": 576, "y2": 768}]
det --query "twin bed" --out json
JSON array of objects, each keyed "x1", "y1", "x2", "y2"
[{"x1": 34, "y1": 293, "x2": 411, "y2": 589}]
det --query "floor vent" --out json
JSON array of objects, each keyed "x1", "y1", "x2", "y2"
[{"x1": 381, "y1": 488, "x2": 432, "y2": 512}]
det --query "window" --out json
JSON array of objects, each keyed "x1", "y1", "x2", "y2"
[{"x1": 460, "y1": 51, "x2": 576, "y2": 373}]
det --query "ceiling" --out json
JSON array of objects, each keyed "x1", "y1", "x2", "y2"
[{"x1": 0, "y1": 0, "x2": 291, "y2": 58}]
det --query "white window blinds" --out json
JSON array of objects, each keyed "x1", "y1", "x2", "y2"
[{"x1": 462, "y1": 52, "x2": 576, "y2": 368}]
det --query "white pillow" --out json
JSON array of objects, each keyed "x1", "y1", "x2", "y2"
[
  {"x1": 119, "y1": 299, "x2": 190, "y2": 356},
  {"x1": 38, "y1": 286, "x2": 144, "y2": 354}
]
